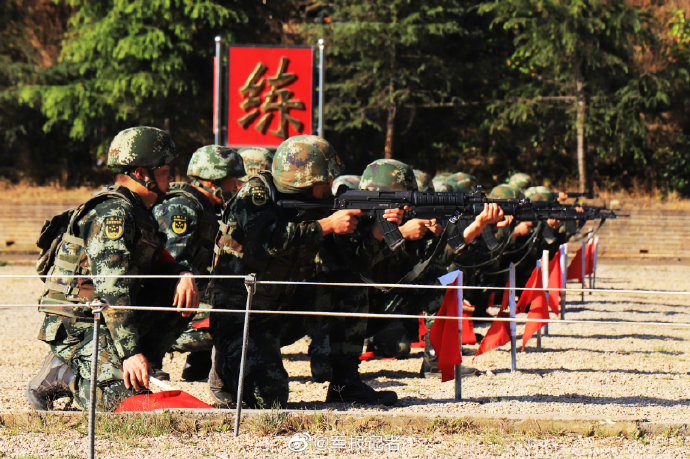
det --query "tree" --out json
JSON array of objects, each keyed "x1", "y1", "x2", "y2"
[
  {"x1": 304, "y1": 1, "x2": 477, "y2": 163},
  {"x1": 18, "y1": 0, "x2": 259, "y2": 164},
  {"x1": 479, "y1": 0, "x2": 668, "y2": 192}
]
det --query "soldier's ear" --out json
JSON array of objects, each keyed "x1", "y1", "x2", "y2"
[{"x1": 132, "y1": 167, "x2": 150, "y2": 181}]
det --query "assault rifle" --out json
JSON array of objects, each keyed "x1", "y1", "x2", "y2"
[
  {"x1": 562, "y1": 192, "x2": 599, "y2": 199},
  {"x1": 276, "y1": 188, "x2": 618, "y2": 251}
]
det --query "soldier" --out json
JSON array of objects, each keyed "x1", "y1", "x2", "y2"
[
  {"x1": 209, "y1": 135, "x2": 402, "y2": 408},
  {"x1": 331, "y1": 174, "x2": 361, "y2": 195},
  {"x1": 507, "y1": 172, "x2": 533, "y2": 191},
  {"x1": 152, "y1": 145, "x2": 245, "y2": 382},
  {"x1": 431, "y1": 172, "x2": 453, "y2": 191},
  {"x1": 238, "y1": 146, "x2": 273, "y2": 181},
  {"x1": 413, "y1": 169, "x2": 433, "y2": 191},
  {"x1": 26, "y1": 126, "x2": 199, "y2": 411},
  {"x1": 445, "y1": 172, "x2": 478, "y2": 192}
]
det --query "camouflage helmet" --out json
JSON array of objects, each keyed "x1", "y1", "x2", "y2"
[
  {"x1": 489, "y1": 184, "x2": 524, "y2": 199},
  {"x1": 413, "y1": 169, "x2": 433, "y2": 191},
  {"x1": 272, "y1": 135, "x2": 343, "y2": 194},
  {"x1": 331, "y1": 175, "x2": 361, "y2": 195},
  {"x1": 432, "y1": 172, "x2": 452, "y2": 192},
  {"x1": 524, "y1": 186, "x2": 556, "y2": 202},
  {"x1": 238, "y1": 147, "x2": 273, "y2": 181},
  {"x1": 187, "y1": 145, "x2": 244, "y2": 181},
  {"x1": 507, "y1": 172, "x2": 532, "y2": 190},
  {"x1": 359, "y1": 159, "x2": 417, "y2": 192},
  {"x1": 107, "y1": 126, "x2": 176, "y2": 172},
  {"x1": 446, "y1": 172, "x2": 478, "y2": 193}
]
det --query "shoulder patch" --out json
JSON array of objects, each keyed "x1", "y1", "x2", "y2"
[
  {"x1": 172, "y1": 215, "x2": 188, "y2": 234},
  {"x1": 250, "y1": 185, "x2": 268, "y2": 206},
  {"x1": 103, "y1": 216, "x2": 124, "y2": 240}
]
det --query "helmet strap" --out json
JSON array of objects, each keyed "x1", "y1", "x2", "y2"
[
  {"x1": 192, "y1": 178, "x2": 222, "y2": 199},
  {"x1": 125, "y1": 168, "x2": 166, "y2": 200}
]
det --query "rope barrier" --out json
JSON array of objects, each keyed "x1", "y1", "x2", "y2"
[
  {"x1": 1, "y1": 274, "x2": 688, "y2": 296},
  {"x1": 3, "y1": 303, "x2": 690, "y2": 328}
]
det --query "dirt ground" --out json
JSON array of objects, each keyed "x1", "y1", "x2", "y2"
[{"x1": 0, "y1": 260, "x2": 689, "y2": 457}]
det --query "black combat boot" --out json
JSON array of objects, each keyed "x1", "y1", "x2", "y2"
[
  {"x1": 208, "y1": 348, "x2": 234, "y2": 405},
  {"x1": 325, "y1": 362, "x2": 397, "y2": 406},
  {"x1": 181, "y1": 351, "x2": 212, "y2": 382},
  {"x1": 26, "y1": 352, "x2": 74, "y2": 410}
]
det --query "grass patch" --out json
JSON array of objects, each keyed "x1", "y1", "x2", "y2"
[
  {"x1": 0, "y1": 260, "x2": 10, "y2": 267},
  {"x1": 97, "y1": 412, "x2": 177, "y2": 439}
]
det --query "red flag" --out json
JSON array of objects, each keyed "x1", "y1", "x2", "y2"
[
  {"x1": 521, "y1": 274, "x2": 550, "y2": 351},
  {"x1": 516, "y1": 266, "x2": 540, "y2": 313},
  {"x1": 462, "y1": 300, "x2": 476, "y2": 345},
  {"x1": 487, "y1": 292, "x2": 495, "y2": 310},
  {"x1": 585, "y1": 239, "x2": 595, "y2": 275},
  {"x1": 474, "y1": 307, "x2": 511, "y2": 359},
  {"x1": 500, "y1": 279, "x2": 510, "y2": 310},
  {"x1": 547, "y1": 253, "x2": 562, "y2": 315},
  {"x1": 115, "y1": 390, "x2": 214, "y2": 412},
  {"x1": 192, "y1": 317, "x2": 210, "y2": 330},
  {"x1": 566, "y1": 245, "x2": 584, "y2": 281},
  {"x1": 429, "y1": 283, "x2": 462, "y2": 382}
]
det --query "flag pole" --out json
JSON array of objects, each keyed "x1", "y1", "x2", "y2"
[
  {"x1": 535, "y1": 260, "x2": 542, "y2": 350},
  {"x1": 235, "y1": 274, "x2": 256, "y2": 437},
  {"x1": 592, "y1": 237, "x2": 599, "y2": 290},
  {"x1": 541, "y1": 250, "x2": 549, "y2": 336},
  {"x1": 581, "y1": 240, "x2": 586, "y2": 302},
  {"x1": 509, "y1": 263, "x2": 517, "y2": 373},
  {"x1": 454, "y1": 271, "x2": 463, "y2": 400},
  {"x1": 560, "y1": 244, "x2": 567, "y2": 320}
]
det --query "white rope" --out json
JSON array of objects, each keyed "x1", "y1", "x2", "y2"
[
  {"x1": 6, "y1": 303, "x2": 690, "y2": 328},
  {"x1": 0, "y1": 274, "x2": 688, "y2": 296}
]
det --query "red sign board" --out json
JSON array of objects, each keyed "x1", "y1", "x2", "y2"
[{"x1": 227, "y1": 45, "x2": 314, "y2": 148}]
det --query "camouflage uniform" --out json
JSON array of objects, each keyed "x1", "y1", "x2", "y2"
[
  {"x1": 238, "y1": 147, "x2": 273, "y2": 181},
  {"x1": 431, "y1": 172, "x2": 452, "y2": 192},
  {"x1": 210, "y1": 135, "x2": 392, "y2": 408},
  {"x1": 153, "y1": 146, "x2": 245, "y2": 357},
  {"x1": 33, "y1": 127, "x2": 190, "y2": 410},
  {"x1": 445, "y1": 172, "x2": 478, "y2": 192},
  {"x1": 331, "y1": 174, "x2": 361, "y2": 195},
  {"x1": 413, "y1": 169, "x2": 433, "y2": 191},
  {"x1": 507, "y1": 172, "x2": 533, "y2": 191}
]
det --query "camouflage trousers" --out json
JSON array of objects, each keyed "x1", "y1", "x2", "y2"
[
  {"x1": 211, "y1": 280, "x2": 368, "y2": 408},
  {"x1": 42, "y1": 288, "x2": 190, "y2": 412},
  {"x1": 170, "y1": 302, "x2": 213, "y2": 353}
]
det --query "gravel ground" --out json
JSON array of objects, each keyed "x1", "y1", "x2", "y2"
[{"x1": 0, "y1": 260, "x2": 689, "y2": 457}]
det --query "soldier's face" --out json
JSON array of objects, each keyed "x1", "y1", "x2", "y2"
[
  {"x1": 153, "y1": 166, "x2": 173, "y2": 193},
  {"x1": 219, "y1": 176, "x2": 243, "y2": 193},
  {"x1": 311, "y1": 180, "x2": 333, "y2": 199}
]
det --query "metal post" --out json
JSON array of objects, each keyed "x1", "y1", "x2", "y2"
[
  {"x1": 580, "y1": 240, "x2": 586, "y2": 302},
  {"x1": 560, "y1": 243, "x2": 567, "y2": 320},
  {"x1": 213, "y1": 36, "x2": 222, "y2": 145},
  {"x1": 317, "y1": 38, "x2": 325, "y2": 138},
  {"x1": 88, "y1": 299, "x2": 106, "y2": 459},
  {"x1": 541, "y1": 250, "x2": 549, "y2": 336},
  {"x1": 509, "y1": 263, "x2": 517, "y2": 373},
  {"x1": 535, "y1": 260, "x2": 542, "y2": 350},
  {"x1": 592, "y1": 237, "x2": 599, "y2": 290},
  {"x1": 454, "y1": 271, "x2": 463, "y2": 400},
  {"x1": 234, "y1": 274, "x2": 257, "y2": 437}
]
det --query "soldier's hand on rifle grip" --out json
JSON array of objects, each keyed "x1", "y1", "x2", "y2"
[
  {"x1": 547, "y1": 218, "x2": 561, "y2": 229},
  {"x1": 496, "y1": 214, "x2": 514, "y2": 229},
  {"x1": 318, "y1": 209, "x2": 362, "y2": 235},
  {"x1": 478, "y1": 203, "x2": 504, "y2": 226},
  {"x1": 382, "y1": 206, "x2": 406, "y2": 225},
  {"x1": 399, "y1": 218, "x2": 431, "y2": 240},
  {"x1": 173, "y1": 272, "x2": 199, "y2": 317}
]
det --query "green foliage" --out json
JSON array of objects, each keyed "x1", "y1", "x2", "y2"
[{"x1": 19, "y1": 0, "x2": 251, "y2": 159}]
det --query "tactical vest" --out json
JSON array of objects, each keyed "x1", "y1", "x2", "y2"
[
  {"x1": 210, "y1": 171, "x2": 316, "y2": 299},
  {"x1": 38, "y1": 185, "x2": 164, "y2": 318},
  {"x1": 166, "y1": 182, "x2": 219, "y2": 274}
]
